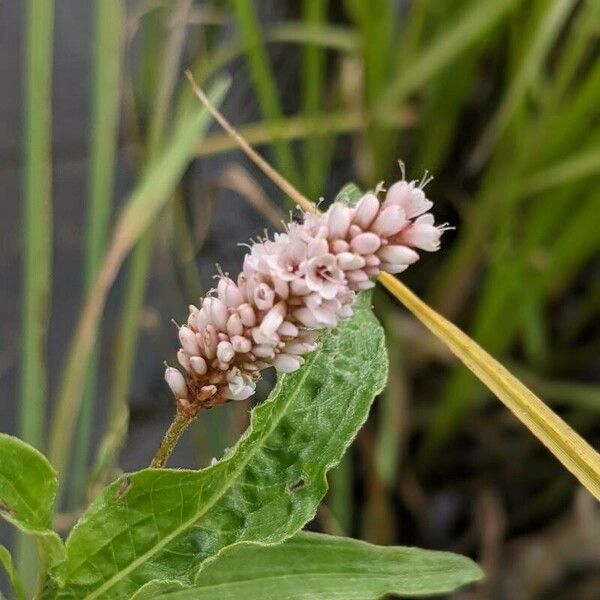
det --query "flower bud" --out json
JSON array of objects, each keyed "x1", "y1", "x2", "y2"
[
  {"x1": 327, "y1": 203, "x2": 351, "y2": 239},
  {"x1": 377, "y1": 244, "x2": 419, "y2": 265},
  {"x1": 217, "y1": 341, "x2": 235, "y2": 363},
  {"x1": 337, "y1": 252, "x2": 365, "y2": 270},
  {"x1": 273, "y1": 353, "x2": 302, "y2": 373},
  {"x1": 231, "y1": 335, "x2": 252, "y2": 353},
  {"x1": 190, "y1": 356, "x2": 207, "y2": 375},
  {"x1": 226, "y1": 313, "x2": 244, "y2": 337},
  {"x1": 179, "y1": 326, "x2": 200, "y2": 355},
  {"x1": 260, "y1": 301, "x2": 286, "y2": 336},
  {"x1": 177, "y1": 349, "x2": 190, "y2": 371},
  {"x1": 350, "y1": 232, "x2": 381, "y2": 255},
  {"x1": 371, "y1": 205, "x2": 406, "y2": 238},
  {"x1": 352, "y1": 193, "x2": 380, "y2": 229},
  {"x1": 238, "y1": 303, "x2": 257, "y2": 327},
  {"x1": 218, "y1": 277, "x2": 244, "y2": 307},
  {"x1": 165, "y1": 367, "x2": 187, "y2": 398}
]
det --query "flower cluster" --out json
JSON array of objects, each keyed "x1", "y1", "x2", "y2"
[{"x1": 165, "y1": 174, "x2": 448, "y2": 412}]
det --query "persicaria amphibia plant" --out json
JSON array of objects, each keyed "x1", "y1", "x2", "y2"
[{"x1": 165, "y1": 171, "x2": 449, "y2": 414}]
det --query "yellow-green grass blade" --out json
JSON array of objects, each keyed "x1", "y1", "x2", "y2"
[{"x1": 378, "y1": 273, "x2": 600, "y2": 501}]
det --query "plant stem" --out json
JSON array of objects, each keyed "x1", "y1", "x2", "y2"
[{"x1": 150, "y1": 411, "x2": 195, "y2": 468}]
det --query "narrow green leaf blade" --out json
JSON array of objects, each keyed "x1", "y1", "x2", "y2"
[
  {"x1": 48, "y1": 77, "x2": 230, "y2": 481},
  {"x1": 55, "y1": 295, "x2": 387, "y2": 599},
  {"x1": 0, "y1": 544, "x2": 26, "y2": 600},
  {"x1": 0, "y1": 434, "x2": 65, "y2": 569},
  {"x1": 132, "y1": 532, "x2": 483, "y2": 599}
]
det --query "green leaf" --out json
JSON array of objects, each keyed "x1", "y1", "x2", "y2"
[
  {"x1": 0, "y1": 544, "x2": 26, "y2": 600},
  {"x1": 0, "y1": 434, "x2": 65, "y2": 571},
  {"x1": 131, "y1": 532, "x2": 483, "y2": 599},
  {"x1": 53, "y1": 294, "x2": 387, "y2": 599}
]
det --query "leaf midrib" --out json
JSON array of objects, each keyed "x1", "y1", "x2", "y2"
[{"x1": 78, "y1": 341, "x2": 327, "y2": 600}]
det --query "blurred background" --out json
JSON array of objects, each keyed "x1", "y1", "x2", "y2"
[{"x1": 1, "y1": 1, "x2": 599, "y2": 598}]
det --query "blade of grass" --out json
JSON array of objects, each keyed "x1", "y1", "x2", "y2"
[
  {"x1": 469, "y1": 0, "x2": 577, "y2": 170},
  {"x1": 195, "y1": 108, "x2": 416, "y2": 156},
  {"x1": 350, "y1": 0, "x2": 397, "y2": 179},
  {"x1": 413, "y1": 0, "x2": 484, "y2": 173},
  {"x1": 374, "y1": 309, "x2": 407, "y2": 488},
  {"x1": 523, "y1": 147, "x2": 600, "y2": 196},
  {"x1": 19, "y1": 0, "x2": 54, "y2": 587},
  {"x1": 186, "y1": 75, "x2": 600, "y2": 502},
  {"x1": 379, "y1": 273, "x2": 600, "y2": 501},
  {"x1": 231, "y1": 0, "x2": 301, "y2": 186},
  {"x1": 302, "y1": 0, "x2": 329, "y2": 197},
  {"x1": 70, "y1": 0, "x2": 124, "y2": 508},
  {"x1": 47, "y1": 77, "x2": 230, "y2": 485},
  {"x1": 107, "y1": 0, "x2": 192, "y2": 494},
  {"x1": 377, "y1": 0, "x2": 521, "y2": 112}
]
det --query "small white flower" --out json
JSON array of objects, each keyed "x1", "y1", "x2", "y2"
[
  {"x1": 302, "y1": 254, "x2": 346, "y2": 300},
  {"x1": 383, "y1": 180, "x2": 433, "y2": 218}
]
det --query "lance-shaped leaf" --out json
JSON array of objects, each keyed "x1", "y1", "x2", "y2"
[
  {"x1": 131, "y1": 532, "x2": 483, "y2": 599},
  {"x1": 53, "y1": 294, "x2": 387, "y2": 599},
  {"x1": 0, "y1": 434, "x2": 65, "y2": 571}
]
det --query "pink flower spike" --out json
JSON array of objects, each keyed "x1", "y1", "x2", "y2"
[{"x1": 166, "y1": 162, "x2": 447, "y2": 407}]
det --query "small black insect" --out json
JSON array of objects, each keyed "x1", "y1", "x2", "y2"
[{"x1": 291, "y1": 207, "x2": 305, "y2": 225}]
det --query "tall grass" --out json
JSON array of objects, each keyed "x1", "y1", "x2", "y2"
[
  {"x1": 19, "y1": 0, "x2": 54, "y2": 584},
  {"x1": 70, "y1": 0, "x2": 124, "y2": 507}
]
